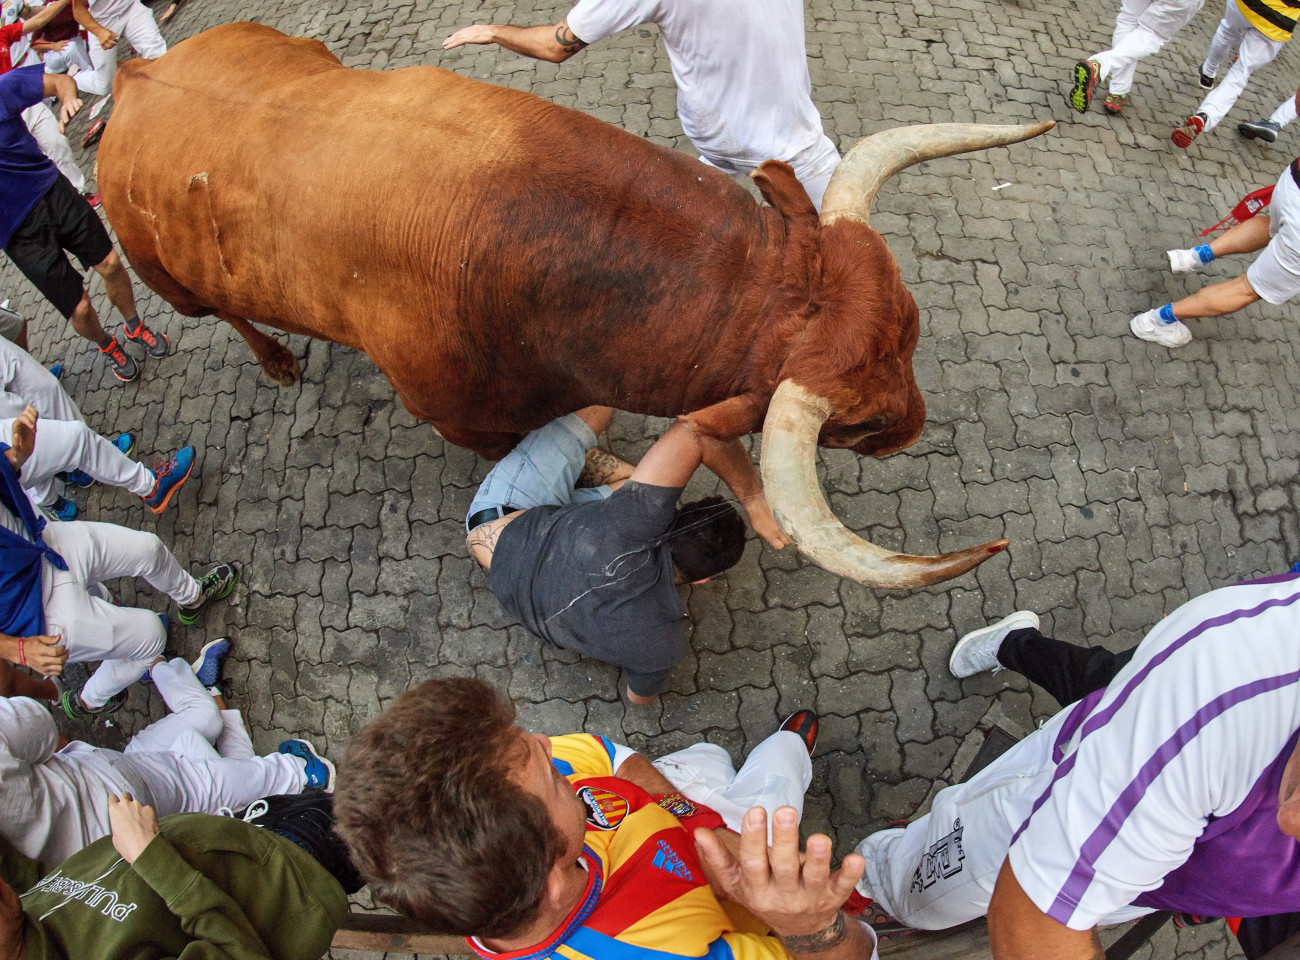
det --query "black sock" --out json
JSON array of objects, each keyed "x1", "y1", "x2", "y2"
[
  {"x1": 97, "y1": 334, "x2": 113, "y2": 348},
  {"x1": 123, "y1": 316, "x2": 140, "y2": 332}
]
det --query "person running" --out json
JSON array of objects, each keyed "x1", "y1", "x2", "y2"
[{"x1": 1238, "y1": 82, "x2": 1300, "y2": 142}]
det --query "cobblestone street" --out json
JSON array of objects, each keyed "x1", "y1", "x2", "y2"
[{"x1": 8, "y1": 0, "x2": 1300, "y2": 955}]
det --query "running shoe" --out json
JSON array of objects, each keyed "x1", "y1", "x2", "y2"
[
  {"x1": 142, "y1": 445, "x2": 195, "y2": 514},
  {"x1": 278, "y1": 739, "x2": 336, "y2": 791},
  {"x1": 1171, "y1": 113, "x2": 1206, "y2": 148},
  {"x1": 1069, "y1": 59, "x2": 1100, "y2": 113},
  {"x1": 98, "y1": 337, "x2": 138, "y2": 382},
  {"x1": 1102, "y1": 91, "x2": 1127, "y2": 115},
  {"x1": 112, "y1": 432, "x2": 136, "y2": 457},
  {"x1": 49, "y1": 495, "x2": 78, "y2": 521},
  {"x1": 779, "y1": 710, "x2": 819, "y2": 755},
  {"x1": 60, "y1": 686, "x2": 127, "y2": 720},
  {"x1": 177, "y1": 562, "x2": 239, "y2": 625},
  {"x1": 191, "y1": 637, "x2": 230, "y2": 687},
  {"x1": 1238, "y1": 118, "x2": 1282, "y2": 143},
  {"x1": 123, "y1": 317, "x2": 170, "y2": 358}
]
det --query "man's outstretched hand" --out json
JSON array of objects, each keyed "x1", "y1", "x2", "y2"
[
  {"x1": 443, "y1": 25, "x2": 496, "y2": 48},
  {"x1": 695, "y1": 806, "x2": 871, "y2": 958},
  {"x1": 4, "y1": 406, "x2": 37, "y2": 475},
  {"x1": 108, "y1": 793, "x2": 159, "y2": 863}
]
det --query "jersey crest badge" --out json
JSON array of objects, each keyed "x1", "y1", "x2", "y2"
[{"x1": 579, "y1": 786, "x2": 630, "y2": 831}]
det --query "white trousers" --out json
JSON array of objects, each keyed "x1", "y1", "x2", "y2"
[
  {"x1": 653, "y1": 730, "x2": 812, "y2": 835},
  {"x1": 853, "y1": 732, "x2": 1153, "y2": 931},
  {"x1": 700, "y1": 134, "x2": 842, "y2": 213},
  {"x1": 21, "y1": 102, "x2": 85, "y2": 194},
  {"x1": 76, "y1": 0, "x2": 166, "y2": 97},
  {"x1": 1094, "y1": 0, "x2": 1206, "y2": 95},
  {"x1": 115, "y1": 658, "x2": 306, "y2": 814},
  {"x1": 1267, "y1": 93, "x2": 1298, "y2": 126},
  {"x1": 0, "y1": 336, "x2": 82, "y2": 423},
  {"x1": 0, "y1": 417, "x2": 153, "y2": 506},
  {"x1": 41, "y1": 520, "x2": 200, "y2": 708},
  {"x1": 1198, "y1": 0, "x2": 1288, "y2": 129}
]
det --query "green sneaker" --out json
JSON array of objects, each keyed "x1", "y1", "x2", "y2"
[
  {"x1": 177, "y1": 562, "x2": 239, "y2": 625},
  {"x1": 60, "y1": 686, "x2": 128, "y2": 720}
]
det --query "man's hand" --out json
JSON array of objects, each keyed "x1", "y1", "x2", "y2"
[
  {"x1": 443, "y1": 24, "x2": 496, "y2": 48},
  {"x1": 695, "y1": 806, "x2": 870, "y2": 958},
  {"x1": 108, "y1": 793, "x2": 160, "y2": 863},
  {"x1": 41, "y1": 75, "x2": 81, "y2": 133},
  {"x1": 23, "y1": 635, "x2": 67, "y2": 677},
  {"x1": 93, "y1": 26, "x2": 117, "y2": 48},
  {"x1": 4, "y1": 406, "x2": 36, "y2": 475}
]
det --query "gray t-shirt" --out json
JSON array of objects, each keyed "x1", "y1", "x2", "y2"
[{"x1": 489, "y1": 482, "x2": 685, "y2": 695}]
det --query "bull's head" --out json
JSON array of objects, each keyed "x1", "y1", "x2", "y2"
[{"x1": 756, "y1": 121, "x2": 1055, "y2": 591}]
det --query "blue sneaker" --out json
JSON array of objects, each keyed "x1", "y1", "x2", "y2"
[
  {"x1": 48, "y1": 363, "x2": 62, "y2": 381},
  {"x1": 59, "y1": 468, "x2": 95, "y2": 488},
  {"x1": 50, "y1": 495, "x2": 77, "y2": 521},
  {"x1": 278, "y1": 739, "x2": 335, "y2": 791},
  {"x1": 112, "y1": 432, "x2": 136, "y2": 457},
  {"x1": 190, "y1": 637, "x2": 230, "y2": 687},
  {"x1": 143, "y1": 445, "x2": 195, "y2": 514}
]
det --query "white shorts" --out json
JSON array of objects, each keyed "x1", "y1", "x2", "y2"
[{"x1": 1247, "y1": 165, "x2": 1300, "y2": 305}]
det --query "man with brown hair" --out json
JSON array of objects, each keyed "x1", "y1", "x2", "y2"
[{"x1": 334, "y1": 678, "x2": 876, "y2": 960}]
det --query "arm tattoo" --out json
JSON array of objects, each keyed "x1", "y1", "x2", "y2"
[
  {"x1": 779, "y1": 912, "x2": 849, "y2": 955},
  {"x1": 554, "y1": 20, "x2": 587, "y2": 53},
  {"x1": 576, "y1": 448, "x2": 627, "y2": 488},
  {"x1": 467, "y1": 523, "x2": 504, "y2": 567}
]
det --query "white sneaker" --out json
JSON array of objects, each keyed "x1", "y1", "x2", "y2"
[
  {"x1": 1167, "y1": 248, "x2": 1207, "y2": 274},
  {"x1": 949, "y1": 611, "x2": 1040, "y2": 678},
  {"x1": 1130, "y1": 308, "x2": 1192, "y2": 347}
]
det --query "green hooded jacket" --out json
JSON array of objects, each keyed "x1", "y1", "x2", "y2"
[{"x1": 1, "y1": 812, "x2": 349, "y2": 960}]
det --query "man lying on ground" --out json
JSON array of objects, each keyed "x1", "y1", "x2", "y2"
[{"x1": 466, "y1": 406, "x2": 788, "y2": 703}]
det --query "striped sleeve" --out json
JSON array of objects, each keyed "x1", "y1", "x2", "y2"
[
  {"x1": 1009, "y1": 577, "x2": 1300, "y2": 929},
  {"x1": 551, "y1": 734, "x2": 618, "y2": 778}
]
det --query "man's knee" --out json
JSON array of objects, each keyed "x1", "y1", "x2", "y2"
[{"x1": 92, "y1": 248, "x2": 124, "y2": 276}]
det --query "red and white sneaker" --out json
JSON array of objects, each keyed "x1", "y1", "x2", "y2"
[{"x1": 1172, "y1": 113, "x2": 1206, "y2": 148}]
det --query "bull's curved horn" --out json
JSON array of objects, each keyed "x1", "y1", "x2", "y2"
[
  {"x1": 760, "y1": 379, "x2": 1008, "y2": 589},
  {"x1": 820, "y1": 121, "x2": 1056, "y2": 227}
]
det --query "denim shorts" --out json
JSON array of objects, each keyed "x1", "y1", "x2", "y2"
[{"x1": 466, "y1": 413, "x2": 612, "y2": 532}]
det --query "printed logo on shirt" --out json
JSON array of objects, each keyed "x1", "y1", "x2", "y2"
[
  {"x1": 30, "y1": 869, "x2": 139, "y2": 922},
  {"x1": 579, "y1": 785, "x2": 630, "y2": 831},
  {"x1": 651, "y1": 839, "x2": 695, "y2": 881},
  {"x1": 910, "y1": 818, "x2": 965, "y2": 892}
]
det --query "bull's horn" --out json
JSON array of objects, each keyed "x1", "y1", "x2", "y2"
[
  {"x1": 760, "y1": 379, "x2": 1008, "y2": 589},
  {"x1": 820, "y1": 121, "x2": 1056, "y2": 227}
]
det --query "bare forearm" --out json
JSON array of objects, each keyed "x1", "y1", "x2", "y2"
[
  {"x1": 21, "y1": 0, "x2": 69, "y2": 35},
  {"x1": 486, "y1": 24, "x2": 576, "y2": 61},
  {"x1": 777, "y1": 911, "x2": 874, "y2": 960},
  {"x1": 71, "y1": 0, "x2": 101, "y2": 33},
  {"x1": 988, "y1": 860, "x2": 1103, "y2": 960},
  {"x1": 0, "y1": 634, "x2": 21, "y2": 666},
  {"x1": 614, "y1": 753, "x2": 678, "y2": 794}
]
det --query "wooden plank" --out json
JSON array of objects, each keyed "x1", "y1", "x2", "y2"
[
  {"x1": 330, "y1": 913, "x2": 464, "y2": 954},
  {"x1": 877, "y1": 922, "x2": 991, "y2": 959}
]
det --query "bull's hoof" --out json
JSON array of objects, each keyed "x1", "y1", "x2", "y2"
[{"x1": 262, "y1": 349, "x2": 302, "y2": 386}]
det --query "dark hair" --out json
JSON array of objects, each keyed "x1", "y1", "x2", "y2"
[
  {"x1": 666, "y1": 496, "x2": 746, "y2": 581},
  {"x1": 333, "y1": 678, "x2": 562, "y2": 938}
]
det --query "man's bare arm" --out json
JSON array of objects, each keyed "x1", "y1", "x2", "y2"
[
  {"x1": 442, "y1": 18, "x2": 587, "y2": 63},
  {"x1": 71, "y1": 0, "x2": 114, "y2": 48},
  {"x1": 19, "y1": 0, "x2": 69, "y2": 37},
  {"x1": 987, "y1": 859, "x2": 1104, "y2": 960}
]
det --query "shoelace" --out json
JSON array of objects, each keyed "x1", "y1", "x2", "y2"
[
  {"x1": 100, "y1": 341, "x2": 128, "y2": 363},
  {"x1": 155, "y1": 457, "x2": 176, "y2": 480}
]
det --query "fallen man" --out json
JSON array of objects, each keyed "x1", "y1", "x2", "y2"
[
  {"x1": 335, "y1": 677, "x2": 877, "y2": 960},
  {"x1": 466, "y1": 406, "x2": 788, "y2": 703},
  {"x1": 853, "y1": 574, "x2": 1300, "y2": 959}
]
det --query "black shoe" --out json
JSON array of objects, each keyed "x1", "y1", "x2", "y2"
[
  {"x1": 97, "y1": 337, "x2": 139, "y2": 382},
  {"x1": 60, "y1": 686, "x2": 127, "y2": 720},
  {"x1": 123, "y1": 317, "x2": 170, "y2": 358},
  {"x1": 177, "y1": 562, "x2": 239, "y2": 624},
  {"x1": 1198, "y1": 69, "x2": 1215, "y2": 89},
  {"x1": 779, "y1": 710, "x2": 818, "y2": 755},
  {"x1": 1238, "y1": 118, "x2": 1282, "y2": 143}
]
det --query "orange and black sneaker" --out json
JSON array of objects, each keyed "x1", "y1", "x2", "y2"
[
  {"x1": 98, "y1": 337, "x2": 138, "y2": 382},
  {"x1": 123, "y1": 317, "x2": 170, "y2": 358},
  {"x1": 779, "y1": 710, "x2": 819, "y2": 756}
]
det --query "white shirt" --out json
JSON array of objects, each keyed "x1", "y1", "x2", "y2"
[
  {"x1": 0, "y1": 696, "x2": 147, "y2": 866},
  {"x1": 565, "y1": 0, "x2": 825, "y2": 164},
  {"x1": 1005, "y1": 574, "x2": 1300, "y2": 929}
]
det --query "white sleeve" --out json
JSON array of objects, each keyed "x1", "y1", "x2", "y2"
[
  {"x1": 1007, "y1": 584, "x2": 1300, "y2": 930},
  {"x1": 609, "y1": 741, "x2": 639, "y2": 775},
  {"x1": 565, "y1": 0, "x2": 660, "y2": 44},
  {"x1": 0, "y1": 696, "x2": 57, "y2": 764}
]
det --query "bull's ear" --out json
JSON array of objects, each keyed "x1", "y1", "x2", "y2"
[
  {"x1": 751, "y1": 161, "x2": 818, "y2": 226},
  {"x1": 683, "y1": 392, "x2": 766, "y2": 440}
]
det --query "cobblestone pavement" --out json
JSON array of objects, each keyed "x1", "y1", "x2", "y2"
[{"x1": 10, "y1": 0, "x2": 1300, "y2": 955}]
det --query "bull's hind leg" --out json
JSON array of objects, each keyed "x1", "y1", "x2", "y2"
[{"x1": 218, "y1": 313, "x2": 302, "y2": 385}]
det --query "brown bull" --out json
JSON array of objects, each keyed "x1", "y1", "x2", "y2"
[{"x1": 98, "y1": 22, "x2": 1052, "y2": 590}]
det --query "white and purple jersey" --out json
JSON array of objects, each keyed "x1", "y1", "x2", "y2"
[{"x1": 1008, "y1": 573, "x2": 1300, "y2": 929}]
